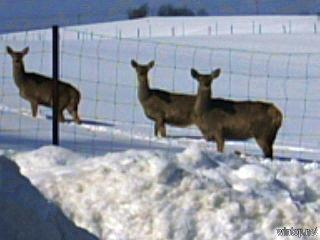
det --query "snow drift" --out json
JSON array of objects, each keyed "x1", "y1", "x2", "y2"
[
  {"x1": 12, "y1": 145, "x2": 320, "y2": 240},
  {"x1": 0, "y1": 155, "x2": 98, "y2": 240}
]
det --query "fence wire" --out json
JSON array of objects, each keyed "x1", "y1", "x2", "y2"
[{"x1": 0, "y1": 28, "x2": 319, "y2": 160}]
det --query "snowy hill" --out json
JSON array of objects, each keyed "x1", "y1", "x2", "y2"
[{"x1": 67, "y1": 15, "x2": 320, "y2": 38}]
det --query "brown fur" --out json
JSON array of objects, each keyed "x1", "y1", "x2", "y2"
[
  {"x1": 191, "y1": 68, "x2": 282, "y2": 159},
  {"x1": 131, "y1": 59, "x2": 196, "y2": 137},
  {"x1": 7, "y1": 46, "x2": 81, "y2": 123}
]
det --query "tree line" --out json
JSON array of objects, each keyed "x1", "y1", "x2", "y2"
[{"x1": 127, "y1": 3, "x2": 208, "y2": 19}]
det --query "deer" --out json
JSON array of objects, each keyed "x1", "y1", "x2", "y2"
[
  {"x1": 191, "y1": 68, "x2": 282, "y2": 159},
  {"x1": 131, "y1": 59, "x2": 196, "y2": 137},
  {"x1": 6, "y1": 46, "x2": 81, "y2": 124}
]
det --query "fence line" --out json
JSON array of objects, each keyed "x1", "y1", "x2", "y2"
[
  {"x1": 2, "y1": 16, "x2": 320, "y2": 41},
  {"x1": 0, "y1": 27, "x2": 319, "y2": 160},
  {"x1": 108, "y1": 19, "x2": 320, "y2": 39}
]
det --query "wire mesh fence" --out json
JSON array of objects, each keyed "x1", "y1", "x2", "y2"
[{"x1": 0, "y1": 27, "x2": 319, "y2": 160}]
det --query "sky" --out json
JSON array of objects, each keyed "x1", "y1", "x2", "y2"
[{"x1": 0, "y1": 0, "x2": 319, "y2": 33}]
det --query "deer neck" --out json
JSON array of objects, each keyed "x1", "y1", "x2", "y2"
[
  {"x1": 12, "y1": 61, "x2": 26, "y2": 89},
  {"x1": 137, "y1": 75, "x2": 151, "y2": 101},
  {"x1": 194, "y1": 86, "x2": 211, "y2": 116}
]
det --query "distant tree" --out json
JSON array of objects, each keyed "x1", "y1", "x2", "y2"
[
  {"x1": 157, "y1": 4, "x2": 195, "y2": 16},
  {"x1": 127, "y1": 3, "x2": 149, "y2": 19},
  {"x1": 299, "y1": 11, "x2": 310, "y2": 15},
  {"x1": 157, "y1": 4, "x2": 172, "y2": 16},
  {"x1": 197, "y1": 8, "x2": 208, "y2": 16}
]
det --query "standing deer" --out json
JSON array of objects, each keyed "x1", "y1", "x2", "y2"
[
  {"x1": 6, "y1": 46, "x2": 81, "y2": 123},
  {"x1": 131, "y1": 59, "x2": 196, "y2": 137},
  {"x1": 191, "y1": 68, "x2": 282, "y2": 159}
]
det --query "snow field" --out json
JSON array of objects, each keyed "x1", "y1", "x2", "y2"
[
  {"x1": 5, "y1": 15, "x2": 317, "y2": 40},
  {"x1": 11, "y1": 145, "x2": 320, "y2": 240}
]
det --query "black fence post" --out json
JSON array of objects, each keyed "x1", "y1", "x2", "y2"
[{"x1": 52, "y1": 25, "x2": 59, "y2": 145}]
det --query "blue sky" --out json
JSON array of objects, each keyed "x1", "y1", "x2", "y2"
[{"x1": 0, "y1": 0, "x2": 319, "y2": 33}]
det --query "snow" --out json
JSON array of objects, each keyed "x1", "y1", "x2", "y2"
[
  {"x1": 65, "y1": 16, "x2": 320, "y2": 38},
  {"x1": 9, "y1": 145, "x2": 320, "y2": 240},
  {"x1": 0, "y1": 155, "x2": 98, "y2": 240},
  {"x1": 0, "y1": 15, "x2": 320, "y2": 239},
  {"x1": 4, "y1": 16, "x2": 320, "y2": 40}
]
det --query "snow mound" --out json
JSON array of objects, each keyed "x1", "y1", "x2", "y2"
[
  {"x1": 0, "y1": 156, "x2": 98, "y2": 240},
  {"x1": 233, "y1": 164, "x2": 272, "y2": 181},
  {"x1": 14, "y1": 145, "x2": 84, "y2": 169},
  {"x1": 11, "y1": 145, "x2": 320, "y2": 240}
]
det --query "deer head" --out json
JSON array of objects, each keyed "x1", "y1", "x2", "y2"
[
  {"x1": 191, "y1": 68, "x2": 221, "y2": 89},
  {"x1": 6, "y1": 46, "x2": 29, "y2": 66},
  {"x1": 131, "y1": 59, "x2": 155, "y2": 80}
]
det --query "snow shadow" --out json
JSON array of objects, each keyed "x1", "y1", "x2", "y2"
[{"x1": 46, "y1": 115, "x2": 114, "y2": 127}]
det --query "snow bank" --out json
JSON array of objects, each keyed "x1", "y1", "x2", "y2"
[
  {"x1": 11, "y1": 145, "x2": 320, "y2": 240},
  {"x1": 0, "y1": 155, "x2": 98, "y2": 240}
]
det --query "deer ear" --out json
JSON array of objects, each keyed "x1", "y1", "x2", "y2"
[
  {"x1": 191, "y1": 68, "x2": 199, "y2": 79},
  {"x1": 22, "y1": 47, "x2": 29, "y2": 56},
  {"x1": 211, "y1": 68, "x2": 221, "y2": 79},
  {"x1": 148, "y1": 60, "x2": 155, "y2": 69},
  {"x1": 131, "y1": 59, "x2": 138, "y2": 68},
  {"x1": 6, "y1": 46, "x2": 13, "y2": 55}
]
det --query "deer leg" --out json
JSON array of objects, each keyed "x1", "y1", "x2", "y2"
[
  {"x1": 159, "y1": 122, "x2": 166, "y2": 138},
  {"x1": 267, "y1": 127, "x2": 278, "y2": 150},
  {"x1": 67, "y1": 105, "x2": 81, "y2": 124},
  {"x1": 73, "y1": 111, "x2": 81, "y2": 124},
  {"x1": 30, "y1": 101, "x2": 38, "y2": 118},
  {"x1": 154, "y1": 122, "x2": 159, "y2": 137},
  {"x1": 255, "y1": 137, "x2": 273, "y2": 159},
  {"x1": 214, "y1": 133, "x2": 225, "y2": 153},
  {"x1": 58, "y1": 110, "x2": 65, "y2": 123},
  {"x1": 155, "y1": 119, "x2": 166, "y2": 137}
]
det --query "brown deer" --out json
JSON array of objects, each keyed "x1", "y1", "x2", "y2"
[
  {"x1": 191, "y1": 68, "x2": 282, "y2": 159},
  {"x1": 131, "y1": 59, "x2": 196, "y2": 137},
  {"x1": 6, "y1": 46, "x2": 81, "y2": 123}
]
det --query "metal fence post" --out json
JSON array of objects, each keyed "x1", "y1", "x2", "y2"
[
  {"x1": 215, "y1": 22, "x2": 218, "y2": 35},
  {"x1": 252, "y1": 21, "x2": 255, "y2": 34},
  {"x1": 259, "y1": 24, "x2": 262, "y2": 34},
  {"x1": 289, "y1": 20, "x2": 292, "y2": 34},
  {"x1": 171, "y1": 26, "x2": 175, "y2": 37},
  {"x1": 52, "y1": 25, "x2": 59, "y2": 145}
]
